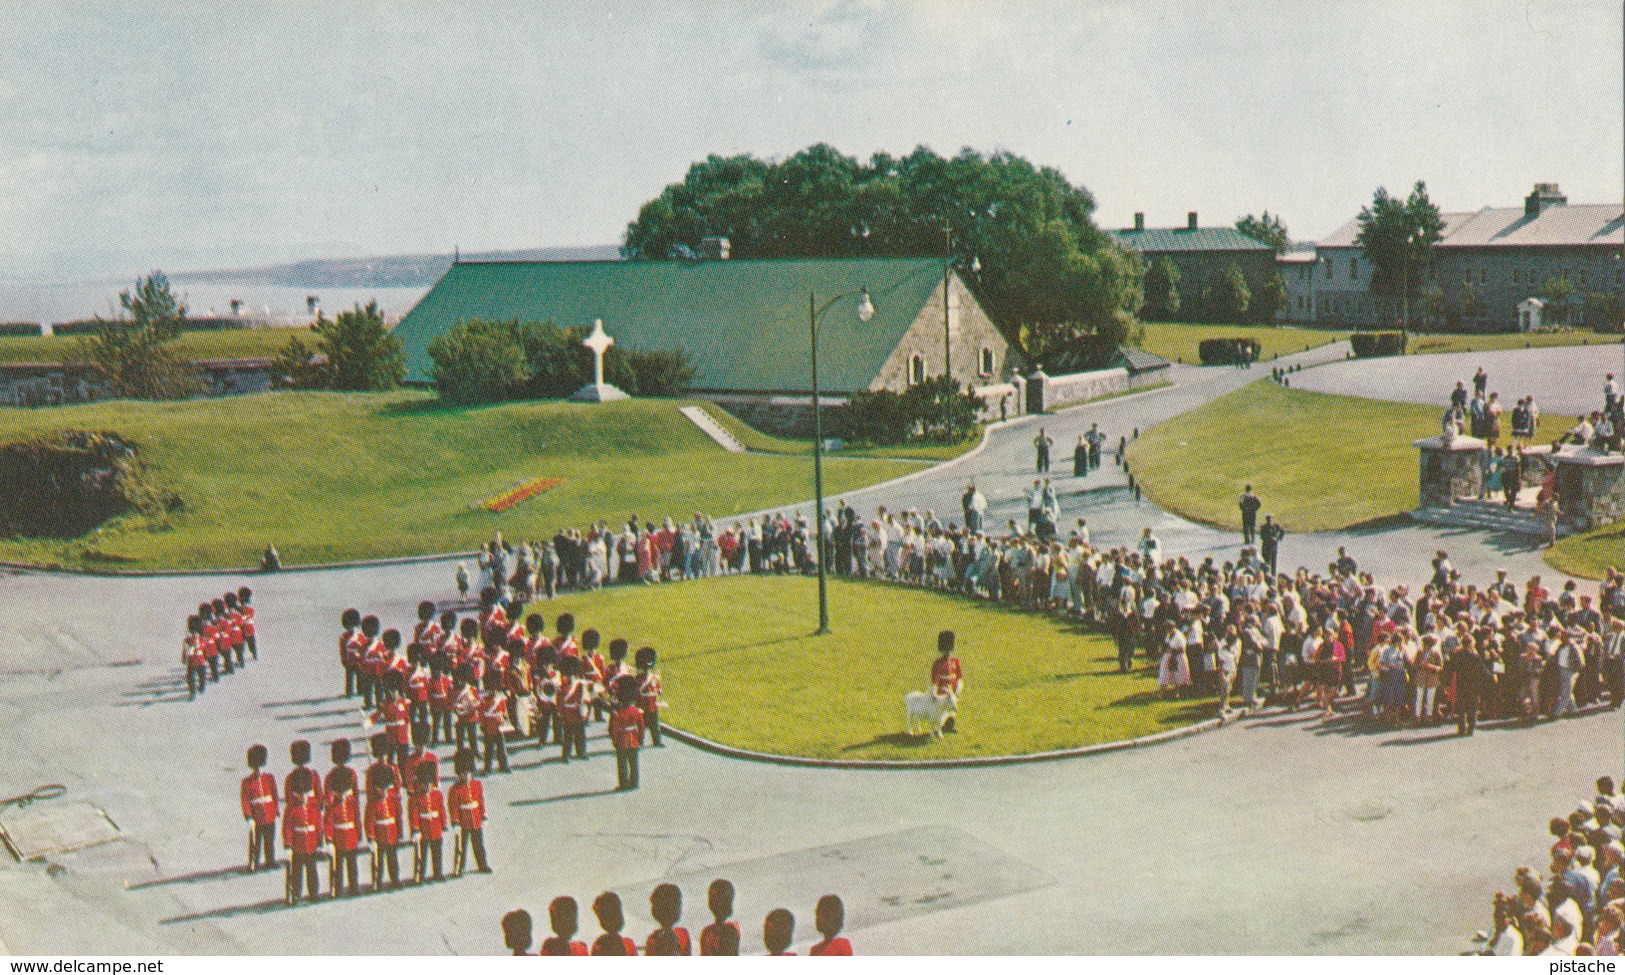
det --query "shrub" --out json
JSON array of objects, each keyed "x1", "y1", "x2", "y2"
[
  {"x1": 1349, "y1": 331, "x2": 1408, "y2": 358},
  {"x1": 622, "y1": 347, "x2": 696, "y2": 397},
  {"x1": 313, "y1": 301, "x2": 405, "y2": 391},
  {"x1": 844, "y1": 376, "x2": 982, "y2": 445},
  {"x1": 1197, "y1": 337, "x2": 1261, "y2": 365},
  {"x1": 0, "y1": 322, "x2": 43, "y2": 337},
  {"x1": 426, "y1": 319, "x2": 533, "y2": 406}
]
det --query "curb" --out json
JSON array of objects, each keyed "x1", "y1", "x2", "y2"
[
  {"x1": 658, "y1": 707, "x2": 1242, "y2": 771},
  {"x1": 0, "y1": 549, "x2": 477, "y2": 579}
]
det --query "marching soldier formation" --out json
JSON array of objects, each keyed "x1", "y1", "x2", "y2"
[
  {"x1": 182, "y1": 586, "x2": 257, "y2": 699},
  {"x1": 235, "y1": 587, "x2": 668, "y2": 905}
]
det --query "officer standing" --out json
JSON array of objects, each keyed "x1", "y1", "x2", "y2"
[
  {"x1": 1033, "y1": 428, "x2": 1053, "y2": 473},
  {"x1": 281, "y1": 775, "x2": 322, "y2": 905},
  {"x1": 634, "y1": 648, "x2": 663, "y2": 747},
  {"x1": 1259, "y1": 514, "x2": 1285, "y2": 577},
  {"x1": 323, "y1": 741, "x2": 362, "y2": 898},
  {"x1": 364, "y1": 763, "x2": 404, "y2": 891},
  {"x1": 448, "y1": 749, "x2": 490, "y2": 874},
  {"x1": 240, "y1": 744, "x2": 279, "y2": 872},
  {"x1": 609, "y1": 682, "x2": 646, "y2": 791},
  {"x1": 1239, "y1": 485, "x2": 1262, "y2": 545},
  {"x1": 931, "y1": 630, "x2": 964, "y2": 733},
  {"x1": 409, "y1": 763, "x2": 447, "y2": 883}
]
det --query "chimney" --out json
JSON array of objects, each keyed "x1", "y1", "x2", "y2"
[
  {"x1": 1524, "y1": 182, "x2": 1567, "y2": 218},
  {"x1": 229, "y1": 299, "x2": 242, "y2": 316},
  {"x1": 699, "y1": 236, "x2": 731, "y2": 260},
  {"x1": 306, "y1": 295, "x2": 319, "y2": 314},
  {"x1": 1187, "y1": 212, "x2": 1198, "y2": 231},
  {"x1": 1133, "y1": 212, "x2": 1145, "y2": 232}
]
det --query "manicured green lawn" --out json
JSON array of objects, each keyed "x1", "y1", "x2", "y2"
[
  {"x1": 0, "y1": 328, "x2": 308, "y2": 363},
  {"x1": 1547, "y1": 527, "x2": 1625, "y2": 581},
  {"x1": 1406, "y1": 330, "x2": 1619, "y2": 357},
  {"x1": 1133, "y1": 321, "x2": 1350, "y2": 365},
  {"x1": 541, "y1": 574, "x2": 1209, "y2": 761},
  {"x1": 1124, "y1": 381, "x2": 1575, "y2": 532},
  {"x1": 0, "y1": 392, "x2": 915, "y2": 571},
  {"x1": 702, "y1": 401, "x2": 981, "y2": 462}
]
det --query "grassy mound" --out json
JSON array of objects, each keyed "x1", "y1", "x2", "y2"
[
  {"x1": 543, "y1": 574, "x2": 1211, "y2": 761},
  {"x1": 1125, "y1": 381, "x2": 1574, "y2": 533},
  {"x1": 0, "y1": 392, "x2": 916, "y2": 570},
  {"x1": 1547, "y1": 527, "x2": 1625, "y2": 581}
]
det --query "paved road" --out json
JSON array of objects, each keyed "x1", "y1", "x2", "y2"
[
  {"x1": 0, "y1": 341, "x2": 1617, "y2": 955},
  {"x1": 1292, "y1": 343, "x2": 1621, "y2": 418}
]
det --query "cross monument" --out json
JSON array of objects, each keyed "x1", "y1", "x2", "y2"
[{"x1": 570, "y1": 319, "x2": 631, "y2": 402}]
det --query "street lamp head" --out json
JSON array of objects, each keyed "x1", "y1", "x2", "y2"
[
  {"x1": 857, "y1": 289, "x2": 875, "y2": 322},
  {"x1": 970, "y1": 256, "x2": 982, "y2": 274}
]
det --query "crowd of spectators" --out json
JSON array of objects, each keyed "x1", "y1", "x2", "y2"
[{"x1": 1477, "y1": 776, "x2": 1625, "y2": 956}]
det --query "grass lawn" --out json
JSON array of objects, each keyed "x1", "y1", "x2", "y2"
[
  {"x1": 701, "y1": 402, "x2": 981, "y2": 462},
  {"x1": 1124, "y1": 381, "x2": 1576, "y2": 532},
  {"x1": 1547, "y1": 526, "x2": 1625, "y2": 581},
  {"x1": 1134, "y1": 321, "x2": 1351, "y2": 365},
  {"x1": 0, "y1": 328, "x2": 309, "y2": 363},
  {"x1": 541, "y1": 574, "x2": 1209, "y2": 761},
  {"x1": 0, "y1": 392, "x2": 916, "y2": 571},
  {"x1": 1405, "y1": 329, "x2": 1619, "y2": 357}
]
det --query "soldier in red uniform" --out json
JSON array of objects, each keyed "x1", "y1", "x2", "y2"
[
  {"x1": 590, "y1": 892, "x2": 637, "y2": 955},
  {"x1": 522, "y1": 613, "x2": 551, "y2": 668},
  {"x1": 427, "y1": 657, "x2": 455, "y2": 746},
  {"x1": 281, "y1": 776, "x2": 323, "y2": 905},
  {"x1": 323, "y1": 740, "x2": 363, "y2": 898},
  {"x1": 363, "y1": 762, "x2": 404, "y2": 891},
  {"x1": 645, "y1": 883, "x2": 692, "y2": 954},
  {"x1": 183, "y1": 616, "x2": 207, "y2": 700},
  {"x1": 364, "y1": 733, "x2": 402, "y2": 805},
  {"x1": 412, "y1": 601, "x2": 440, "y2": 656},
  {"x1": 457, "y1": 618, "x2": 486, "y2": 688},
  {"x1": 553, "y1": 613, "x2": 579, "y2": 658},
  {"x1": 453, "y1": 674, "x2": 482, "y2": 754},
  {"x1": 635, "y1": 647, "x2": 664, "y2": 746},
  {"x1": 603, "y1": 639, "x2": 635, "y2": 708},
  {"x1": 931, "y1": 629, "x2": 964, "y2": 733},
  {"x1": 236, "y1": 586, "x2": 257, "y2": 660},
  {"x1": 199, "y1": 604, "x2": 221, "y2": 683},
  {"x1": 479, "y1": 675, "x2": 510, "y2": 774},
  {"x1": 580, "y1": 629, "x2": 607, "y2": 722},
  {"x1": 503, "y1": 637, "x2": 530, "y2": 733},
  {"x1": 240, "y1": 744, "x2": 278, "y2": 872},
  {"x1": 373, "y1": 670, "x2": 412, "y2": 768},
  {"x1": 406, "y1": 647, "x2": 432, "y2": 729},
  {"x1": 532, "y1": 642, "x2": 560, "y2": 747},
  {"x1": 540, "y1": 896, "x2": 588, "y2": 956},
  {"x1": 432, "y1": 610, "x2": 459, "y2": 674},
  {"x1": 448, "y1": 749, "x2": 490, "y2": 875},
  {"x1": 502, "y1": 909, "x2": 534, "y2": 956},
  {"x1": 360, "y1": 615, "x2": 387, "y2": 708},
  {"x1": 699, "y1": 879, "x2": 741, "y2": 955},
  {"x1": 609, "y1": 682, "x2": 646, "y2": 791},
  {"x1": 339, "y1": 608, "x2": 363, "y2": 698},
  {"x1": 405, "y1": 723, "x2": 438, "y2": 801},
  {"x1": 409, "y1": 763, "x2": 447, "y2": 883},
  {"x1": 808, "y1": 895, "x2": 853, "y2": 955},
  {"x1": 556, "y1": 655, "x2": 589, "y2": 763},
  {"x1": 210, "y1": 599, "x2": 235, "y2": 675},
  {"x1": 222, "y1": 591, "x2": 247, "y2": 669}
]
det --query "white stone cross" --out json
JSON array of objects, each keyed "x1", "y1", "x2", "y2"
[{"x1": 583, "y1": 319, "x2": 615, "y2": 387}]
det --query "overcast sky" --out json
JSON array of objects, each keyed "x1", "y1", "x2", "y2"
[{"x1": 2, "y1": 0, "x2": 1619, "y2": 280}]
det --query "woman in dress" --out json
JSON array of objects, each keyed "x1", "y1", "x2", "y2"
[
  {"x1": 1315, "y1": 623, "x2": 1345, "y2": 719},
  {"x1": 1158, "y1": 622, "x2": 1191, "y2": 700}
]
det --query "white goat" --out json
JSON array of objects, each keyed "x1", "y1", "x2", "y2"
[{"x1": 904, "y1": 690, "x2": 956, "y2": 738}]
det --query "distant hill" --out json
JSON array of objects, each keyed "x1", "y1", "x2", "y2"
[{"x1": 171, "y1": 245, "x2": 621, "y2": 289}]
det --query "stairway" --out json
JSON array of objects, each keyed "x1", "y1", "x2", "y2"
[
  {"x1": 1410, "y1": 498, "x2": 1571, "y2": 539},
  {"x1": 679, "y1": 404, "x2": 747, "y2": 453}
]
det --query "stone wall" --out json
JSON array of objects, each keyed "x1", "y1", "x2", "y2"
[
  {"x1": 1414, "y1": 434, "x2": 1485, "y2": 507},
  {"x1": 0, "y1": 360, "x2": 275, "y2": 407},
  {"x1": 1026, "y1": 365, "x2": 1168, "y2": 414},
  {"x1": 871, "y1": 272, "x2": 1017, "y2": 394},
  {"x1": 1555, "y1": 450, "x2": 1625, "y2": 529}
]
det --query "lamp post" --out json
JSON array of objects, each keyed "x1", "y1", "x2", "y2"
[{"x1": 808, "y1": 286, "x2": 874, "y2": 635}]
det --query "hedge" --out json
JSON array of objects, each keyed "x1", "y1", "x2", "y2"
[
  {"x1": 0, "y1": 322, "x2": 43, "y2": 337},
  {"x1": 1197, "y1": 337, "x2": 1261, "y2": 365},
  {"x1": 1350, "y1": 331, "x2": 1408, "y2": 358}
]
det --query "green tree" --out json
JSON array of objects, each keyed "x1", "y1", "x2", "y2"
[
  {"x1": 1354, "y1": 181, "x2": 1444, "y2": 325},
  {"x1": 269, "y1": 332, "x2": 325, "y2": 390},
  {"x1": 1236, "y1": 212, "x2": 1290, "y2": 254},
  {"x1": 1252, "y1": 272, "x2": 1289, "y2": 322},
  {"x1": 426, "y1": 319, "x2": 532, "y2": 406},
  {"x1": 1540, "y1": 275, "x2": 1577, "y2": 326},
  {"x1": 1460, "y1": 283, "x2": 1488, "y2": 326},
  {"x1": 1211, "y1": 263, "x2": 1251, "y2": 324},
  {"x1": 1141, "y1": 257, "x2": 1182, "y2": 321},
  {"x1": 312, "y1": 301, "x2": 405, "y2": 391},
  {"x1": 622, "y1": 144, "x2": 1141, "y2": 353},
  {"x1": 81, "y1": 272, "x2": 201, "y2": 400},
  {"x1": 1585, "y1": 291, "x2": 1623, "y2": 332}
]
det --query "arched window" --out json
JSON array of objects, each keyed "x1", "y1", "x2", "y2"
[
  {"x1": 979, "y1": 347, "x2": 994, "y2": 376},
  {"x1": 909, "y1": 354, "x2": 925, "y2": 385}
]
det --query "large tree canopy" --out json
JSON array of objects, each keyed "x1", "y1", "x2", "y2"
[
  {"x1": 1354, "y1": 181, "x2": 1444, "y2": 327},
  {"x1": 623, "y1": 144, "x2": 1142, "y2": 354}
]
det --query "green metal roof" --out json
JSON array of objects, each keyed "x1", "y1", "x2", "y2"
[
  {"x1": 1105, "y1": 227, "x2": 1273, "y2": 254},
  {"x1": 395, "y1": 257, "x2": 946, "y2": 392}
]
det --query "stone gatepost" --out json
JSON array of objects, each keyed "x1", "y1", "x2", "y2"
[
  {"x1": 1553, "y1": 448, "x2": 1625, "y2": 530},
  {"x1": 1413, "y1": 434, "x2": 1487, "y2": 507},
  {"x1": 1026, "y1": 370, "x2": 1049, "y2": 415}
]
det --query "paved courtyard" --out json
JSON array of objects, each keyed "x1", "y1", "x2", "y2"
[{"x1": 0, "y1": 343, "x2": 1618, "y2": 955}]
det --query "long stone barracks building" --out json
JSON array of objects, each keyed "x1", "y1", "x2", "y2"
[
  {"x1": 1305, "y1": 183, "x2": 1623, "y2": 330},
  {"x1": 394, "y1": 257, "x2": 1017, "y2": 434},
  {"x1": 1105, "y1": 211, "x2": 1278, "y2": 303}
]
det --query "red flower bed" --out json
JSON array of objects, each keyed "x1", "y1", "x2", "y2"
[{"x1": 482, "y1": 476, "x2": 563, "y2": 513}]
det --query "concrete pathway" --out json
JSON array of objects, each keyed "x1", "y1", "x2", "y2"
[{"x1": 0, "y1": 340, "x2": 1618, "y2": 956}]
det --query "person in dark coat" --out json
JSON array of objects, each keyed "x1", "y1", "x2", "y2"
[
  {"x1": 1073, "y1": 437, "x2": 1088, "y2": 478},
  {"x1": 1443, "y1": 637, "x2": 1494, "y2": 736}
]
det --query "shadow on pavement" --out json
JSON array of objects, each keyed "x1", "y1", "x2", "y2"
[
  {"x1": 263, "y1": 695, "x2": 349, "y2": 709},
  {"x1": 127, "y1": 863, "x2": 247, "y2": 890},
  {"x1": 510, "y1": 786, "x2": 622, "y2": 807}
]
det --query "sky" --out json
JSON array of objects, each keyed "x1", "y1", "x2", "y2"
[{"x1": 1, "y1": 0, "x2": 1620, "y2": 281}]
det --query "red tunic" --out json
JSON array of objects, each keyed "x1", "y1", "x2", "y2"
[
  {"x1": 341, "y1": 629, "x2": 364, "y2": 668},
  {"x1": 201, "y1": 629, "x2": 218, "y2": 660},
  {"x1": 539, "y1": 939, "x2": 588, "y2": 956},
  {"x1": 282, "y1": 795, "x2": 323, "y2": 856},
  {"x1": 931, "y1": 656, "x2": 963, "y2": 696},
  {"x1": 407, "y1": 667, "x2": 431, "y2": 704},
  {"x1": 609, "y1": 705, "x2": 646, "y2": 751},
  {"x1": 637, "y1": 672, "x2": 662, "y2": 713},
  {"x1": 410, "y1": 788, "x2": 447, "y2": 841},
  {"x1": 428, "y1": 673, "x2": 454, "y2": 713},
  {"x1": 480, "y1": 690, "x2": 509, "y2": 736},
  {"x1": 240, "y1": 771, "x2": 279, "y2": 825},
  {"x1": 558, "y1": 677, "x2": 588, "y2": 726},
  {"x1": 364, "y1": 786, "x2": 403, "y2": 847},
  {"x1": 448, "y1": 779, "x2": 485, "y2": 830},
  {"x1": 453, "y1": 686, "x2": 481, "y2": 726},
  {"x1": 376, "y1": 697, "x2": 411, "y2": 746},
  {"x1": 404, "y1": 751, "x2": 438, "y2": 797},
  {"x1": 183, "y1": 635, "x2": 205, "y2": 668},
  {"x1": 645, "y1": 927, "x2": 692, "y2": 956},
  {"x1": 809, "y1": 937, "x2": 853, "y2": 956},
  {"x1": 324, "y1": 790, "x2": 362, "y2": 852},
  {"x1": 240, "y1": 606, "x2": 255, "y2": 638}
]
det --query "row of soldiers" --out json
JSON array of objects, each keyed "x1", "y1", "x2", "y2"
[
  {"x1": 337, "y1": 593, "x2": 665, "y2": 785},
  {"x1": 240, "y1": 733, "x2": 491, "y2": 904},
  {"x1": 180, "y1": 586, "x2": 257, "y2": 699}
]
